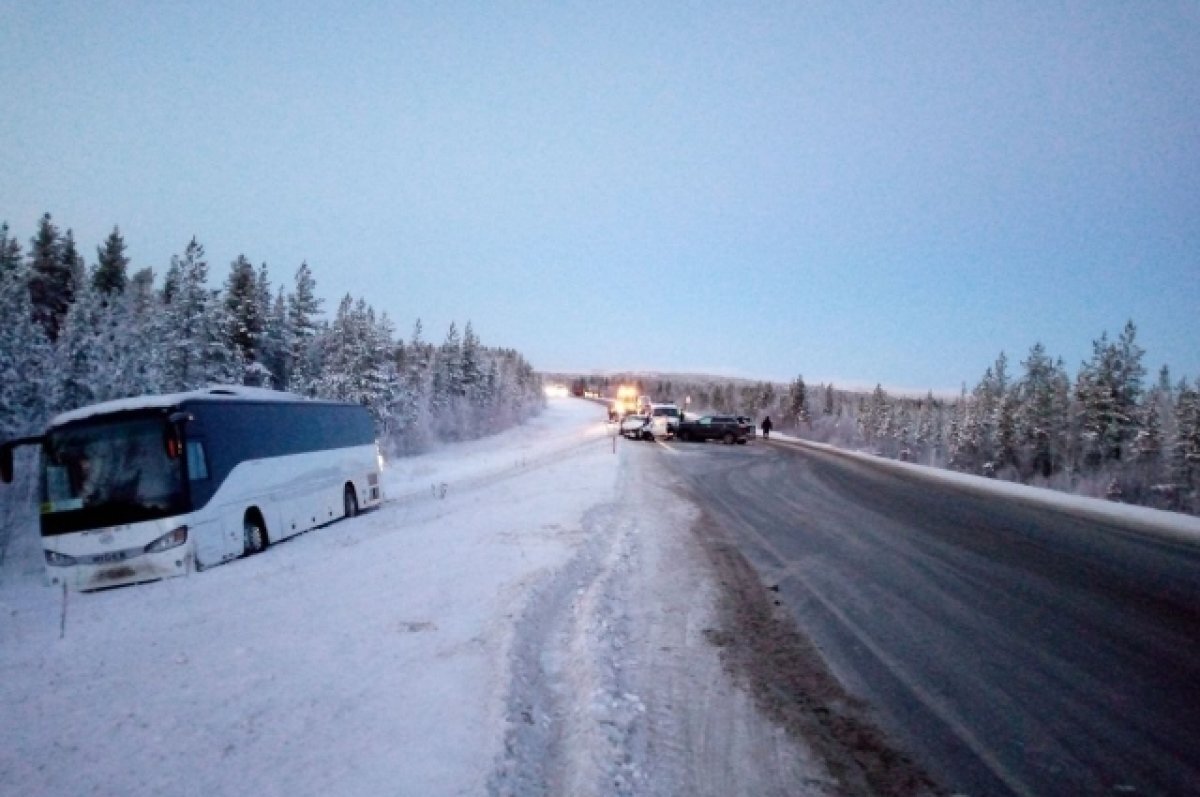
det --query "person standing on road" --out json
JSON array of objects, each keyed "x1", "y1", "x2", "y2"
[{"x1": 761, "y1": 416, "x2": 773, "y2": 438}]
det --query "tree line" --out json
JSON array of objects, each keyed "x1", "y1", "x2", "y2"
[
  {"x1": 0, "y1": 214, "x2": 545, "y2": 455},
  {"x1": 563, "y1": 327, "x2": 1200, "y2": 516}
]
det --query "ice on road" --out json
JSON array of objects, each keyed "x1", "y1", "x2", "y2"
[{"x1": 0, "y1": 397, "x2": 826, "y2": 796}]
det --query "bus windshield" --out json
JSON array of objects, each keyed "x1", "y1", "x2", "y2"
[{"x1": 41, "y1": 414, "x2": 187, "y2": 536}]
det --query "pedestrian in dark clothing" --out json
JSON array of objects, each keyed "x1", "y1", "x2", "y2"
[{"x1": 761, "y1": 416, "x2": 773, "y2": 438}]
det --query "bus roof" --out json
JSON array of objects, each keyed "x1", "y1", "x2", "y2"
[{"x1": 49, "y1": 386, "x2": 330, "y2": 428}]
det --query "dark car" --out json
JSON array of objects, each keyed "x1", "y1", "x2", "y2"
[{"x1": 675, "y1": 414, "x2": 751, "y2": 444}]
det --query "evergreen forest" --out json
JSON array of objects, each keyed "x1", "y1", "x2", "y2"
[{"x1": 0, "y1": 214, "x2": 545, "y2": 456}]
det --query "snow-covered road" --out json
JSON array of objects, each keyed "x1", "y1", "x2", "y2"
[{"x1": 0, "y1": 397, "x2": 828, "y2": 796}]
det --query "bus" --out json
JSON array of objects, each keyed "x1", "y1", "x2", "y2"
[{"x1": 0, "y1": 386, "x2": 384, "y2": 591}]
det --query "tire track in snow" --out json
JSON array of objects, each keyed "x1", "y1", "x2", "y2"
[{"x1": 487, "y1": 498, "x2": 643, "y2": 796}]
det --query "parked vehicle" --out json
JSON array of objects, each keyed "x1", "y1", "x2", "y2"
[
  {"x1": 675, "y1": 414, "x2": 752, "y2": 444},
  {"x1": 645, "y1": 403, "x2": 681, "y2": 439},
  {"x1": 620, "y1": 414, "x2": 650, "y2": 439},
  {"x1": 736, "y1": 416, "x2": 758, "y2": 439}
]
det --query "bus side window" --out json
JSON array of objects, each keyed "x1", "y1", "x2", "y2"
[{"x1": 186, "y1": 441, "x2": 209, "y2": 481}]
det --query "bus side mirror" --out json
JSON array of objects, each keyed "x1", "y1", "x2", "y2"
[
  {"x1": 0, "y1": 436, "x2": 43, "y2": 484},
  {"x1": 164, "y1": 412, "x2": 193, "y2": 460},
  {"x1": 163, "y1": 429, "x2": 182, "y2": 459}
]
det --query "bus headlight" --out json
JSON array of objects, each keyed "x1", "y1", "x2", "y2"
[
  {"x1": 145, "y1": 526, "x2": 188, "y2": 554},
  {"x1": 45, "y1": 549, "x2": 77, "y2": 567}
]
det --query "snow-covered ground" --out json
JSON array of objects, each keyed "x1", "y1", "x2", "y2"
[{"x1": 0, "y1": 398, "x2": 827, "y2": 796}]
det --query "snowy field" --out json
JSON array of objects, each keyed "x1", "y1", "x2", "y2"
[{"x1": 0, "y1": 398, "x2": 826, "y2": 796}]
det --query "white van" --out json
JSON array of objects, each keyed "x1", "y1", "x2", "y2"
[{"x1": 645, "y1": 404, "x2": 681, "y2": 439}]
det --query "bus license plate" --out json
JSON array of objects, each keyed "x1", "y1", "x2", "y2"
[{"x1": 93, "y1": 551, "x2": 126, "y2": 563}]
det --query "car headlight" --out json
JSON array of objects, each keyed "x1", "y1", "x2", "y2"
[
  {"x1": 45, "y1": 549, "x2": 77, "y2": 567},
  {"x1": 144, "y1": 526, "x2": 188, "y2": 554}
]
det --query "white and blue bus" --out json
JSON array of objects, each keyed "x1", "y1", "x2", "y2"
[{"x1": 1, "y1": 387, "x2": 383, "y2": 590}]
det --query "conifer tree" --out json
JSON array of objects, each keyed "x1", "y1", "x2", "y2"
[
  {"x1": 52, "y1": 277, "x2": 104, "y2": 411},
  {"x1": 315, "y1": 294, "x2": 357, "y2": 401},
  {"x1": 1076, "y1": 323, "x2": 1146, "y2": 465},
  {"x1": 261, "y1": 287, "x2": 288, "y2": 389},
  {"x1": 784, "y1": 375, "x2": 808, "y2": 428},
  {"x1": 93, "y1": 226, "x2": 129, "y2": 296},
  {"x1": 59, "y1": 229, "x2": 85, "y2": 303},
  {"x1": 461, "y1": 322, "x2": 484, "y2": 416},
  {"x1": 0, "y1": 225, "x2": 54, "y2": 437},
  {"x1": 432, "y1": 323, "x2": 464, "y2": 438},
  {"x1": 1017, "y1": 343, "x2": 1071, "y2": 479},
  {"x1": 161, "y1": 238, "x2": 240, "y2": 389},
  {"x1": 128, "y1": 267, "x2": 156, "y2": 309},
  {"x1": 286, "y1": 262, "x2": 323, "y2": 395},
  {"x1": 389, "y1": 319, "x2": 431, "y2": 451},
  {"x1": 1, "y1": 223, "x2": 24, "y2": 280},
  {"x1": 1171, "y1": 380, "x2": 1200, "y2": 509},
  {"x1": 915, "y1": 392, "x2": 936, "y2": 463},
  {"x1": 224, "y1": 255, "x2": 265, "y2": 371},
  {"x1": 27, "y1": 213, "x2": 76, "y2": 342}
]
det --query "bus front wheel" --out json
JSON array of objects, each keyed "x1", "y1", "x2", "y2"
[
  {"x1": 243, "y1": 513, "x2": 268, "y2": 556},
  {"x1": 344, "y1": 484, "x2": 359, "y2": 519}
]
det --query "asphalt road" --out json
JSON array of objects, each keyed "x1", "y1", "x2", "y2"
[{"x1": 661, "y1": 436, "x2": 1200, "y2": 796}]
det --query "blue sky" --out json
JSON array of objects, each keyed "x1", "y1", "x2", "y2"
[{"x1": 3, "y1": 1, "x2": 1197, "y2": 392}]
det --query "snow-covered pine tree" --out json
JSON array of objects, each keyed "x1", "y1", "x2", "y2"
[
  {"x1": 1017, "y1": 343, "x2": 1072, "y2": 480},
  {"x1": 286, "y1": 262, "x2": 323, "y2": 396},
  {"x1": 249, "y1": 263, "x2": 276, "y2": 387},
  {"x1": 389, "y1": 319, "x2": 432, "y2": 452},
  {"x1": 0, "y1": 223, "x2": 20, "y2": 280},
  {"x1": 1170, "y1": 379, "x2": 1200, "y2": 511},
  {"x1": 315, "y1": 294, "x2": 356, "y2": 401},
  {"x1": 365, "y1": 308, "x2": 400, "y2": 434},
  {"x1": 460, "y1": 322, "x2": 485, "y2": 435},
  {"x1": 431, "y1": 322, "x2": 464, "y2": 438},
  {"x1": 947, "y1": 386, "x2": 975, "y2": 471},
  {"x1": 783, "y1": 375, "x2": 808, "y2": 429},
  {"x1": 481, "y1": 359, "x2": 501, "y2": 427},
  {"x1": 0, "y1": 225, "x2": 55, "y2": 438},
  {"x1": 98, "y1": 279, "x2": 164, "y2": 401},
  {"x1": 1076, "y1": 325, "x2": 1146, "y2": 467},
  {"x1": 59, "y1": 229, "x2": 86, "y2": 305},
  {"x1": 127, "y1": 267, "x2": 156, "y2": 312},
  {"x1": 261, "y1": 287, "x2": 288, "y2": 390},
  {"x1": 915, "y1": 392, "x2": 936, "y2": 464},
  {"x1": 1135, "y1": 395, "x2": 1164, "y2": 486},
  {"x1": 52, "y1": 276, "x2": 104, "y2": 412},
  {"x1": 27, "y1": 213, "x2": 76, "y2": 343},
  {"x1": 161, "y1": 238, "x2": 241, "y2": 390},
  {"x1": 93, "y1": 226, "x2": 129, "y2": 297},
  {"x1": 223, "y1": 255, "x2": 266, "y2": 382}
]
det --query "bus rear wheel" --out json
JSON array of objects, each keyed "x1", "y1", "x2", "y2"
[
  {"x1": 344, "y1": 484, "x2": 359, "y2": 518},
  {"x1": 243, "y1": 513, "x2": 268, "y2": 556}
]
